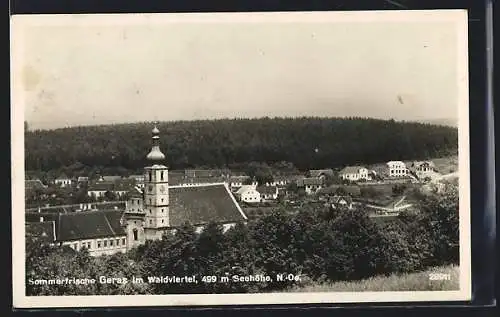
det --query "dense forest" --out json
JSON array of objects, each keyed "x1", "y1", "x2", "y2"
[
  {"x1": 26, "y1": 182, "x2": 459, "y2": 295},
  {"x1": 25, "y1": 117, "x2": 458, "y2": 174}
]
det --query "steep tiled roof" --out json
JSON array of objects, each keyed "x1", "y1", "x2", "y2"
[
  {"x1": 339, "y1": 166, "x2": 366, "y2": 175},
  {"x1": 88, "y1": 181, "x2": 135, "y2": 192},
  {"x1": 256, "y1": 186, "x2": 277, "y2": 195},
  {"x1": 27, "y1": 184, "x2": 246, "y2": 241},
  {"x1": 100, "y1": 176, "x2": 123, "y2": 182},
  {"x1": 88, "y1": 182, "x2": 114, "y2": 191},
  {"x1": 183, "y1": 176, "x2": 227, "y2": 184},
  {"x1": 56, "y1": 173, "x2": 70, "y2": 180},
  {"x1": 235, "y1": 185, "x2": 256, "y2": 195},
  {"x1": 297, "y1": 177, "x2": 323, "y2": 186},
  {"x1": 128, "y1": 187, "x2": 144, "y2": 198},
  {"x1": 169, "y1": 184, "x2": 247, "y2": 226},
  {"x1": 184, "y1": 169, "x2": 224, "y2": 178},
  {"x1": 309, "y1": 169, "x2": 334, "y2": 178},
  {"x1": 25, "y1": 179, "x2": 47, "y2": 190},
  {"x1": 26, "y1": 221, "x2": 56, "y2": 244},
  {"x1": 168, "y1": 171, "x2": 185, "y2": 185},
  {"x1": 229, "y1": 175, "x2": 251, "y2": 183},
  {"x1": 411, "y1": 161, "x2": 436, "y2": 168},
  {"x1": 56, "y1": 210, "x2": 126, "y2": 241}
]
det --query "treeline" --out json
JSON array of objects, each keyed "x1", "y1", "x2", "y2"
[
  {"x1": 25, "y1": 117, "x2": 458, "y2": 173},
  {"x1": 26, "y1": 183, "x2": 459, "y2": 295}
]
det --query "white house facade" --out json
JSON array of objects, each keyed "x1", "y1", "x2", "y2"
[
  {"x1": 235, "y1": 185, "x2": 261, "y2": 203},
  {"x1": 387, "y1": 161, "x2": 408, "y2": 177},
  {"x1": 339, "y1": 166, "x2": 371, "y2": 181}
]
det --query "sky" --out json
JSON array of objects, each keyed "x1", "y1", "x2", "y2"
[{"x1": 12, "y1": 11, "x2": 467, "y2": 130}]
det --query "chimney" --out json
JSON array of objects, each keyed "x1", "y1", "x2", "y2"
[{"x1": 39, "y1": 216, "x2": 44, "y2": 222}]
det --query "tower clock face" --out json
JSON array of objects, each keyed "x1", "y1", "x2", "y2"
[
  {"x1": 148, "y1": 185, "x2": 153, "y2": 192},
  {"x1": 159, "y1": 185, "x2": 166, "y2": 193}
]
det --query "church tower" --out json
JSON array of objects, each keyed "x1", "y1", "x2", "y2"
[{"x1": 143, "y1": 124, "x2": 170, "y2": 240}]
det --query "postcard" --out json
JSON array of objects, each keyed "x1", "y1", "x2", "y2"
[{"x1": 11, "y1": 10, "x2": 470, "y2": 308}]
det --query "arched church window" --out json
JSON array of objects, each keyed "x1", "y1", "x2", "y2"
[
  {"x1": 133, "y1": 229, "x2": 138, "y2": 241},
  {"x1": 160, "y1": 171, "x2": 164, "y2": 181},
  {"x1": 149, "y1": 172, "x2": 152, "y2": 181}
]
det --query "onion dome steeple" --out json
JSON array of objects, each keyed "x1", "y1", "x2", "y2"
[{"x1": 146, "y1": 122, "x2": 166, "y2": 162}]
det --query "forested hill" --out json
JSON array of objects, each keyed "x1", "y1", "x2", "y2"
[{"x1": 25, "y1": 117, "x2": 458, "y2": 173}]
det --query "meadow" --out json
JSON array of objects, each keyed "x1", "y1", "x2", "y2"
[{"x1": 285, "y1": 265, "x2": 459, "y2": 292}]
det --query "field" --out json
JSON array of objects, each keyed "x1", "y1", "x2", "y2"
[
  {"x1": 432, "y1": 155, "x2": 459, "y2": 174},
  {"x1": 284, "y1": 265, "x2": 459, "y2": 292}
]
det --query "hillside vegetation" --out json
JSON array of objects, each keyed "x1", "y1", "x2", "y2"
[
  {"x1": 25, "y1": 117, "x2": 458, "y2": 173},
  {"x1": 285, "y1": 265, "x2": 459, "y2": 292}
]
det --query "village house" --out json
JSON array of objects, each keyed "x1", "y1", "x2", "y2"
[
  {"x1": 386, "y1": 161, "x2": 408, "y2": 178},
  {"x1": 308, "y1": 169, "x2": 334, "y2": 181},
  {"x1": 25, "y1": 179, "x2": 47, "y2": 191},
  {"x1": 54, "y1": 173, "x2": 72, "y2": 187},
  {"x1": 228, "y1": 176, "x2": 257, "y2": 191},
  {"x1": 128, "y1": 174, "x2": 145, "y2": 187},
  {"x1": 98, "y1": 175, "x2": 123, "y2": 183},
  {"x1": 235, "y1": 185, "x2": 261, "y2": 204},
  {"x1": 25, "y1": 210, "x2": 127, "y2": 256},
  {"x1": 257, "y1": 185, "x2": 279, "y2": 201},
  {"x1": 87, "y1": 182, "x2": 114, "y2": 198},
  {"x1": 297, "y1": 177, "x2": 324, "y2": 195},
  {"x1": 410, "y1": 161, "x2": 438, "y2": 180},
  {"x1": 180, "y1": 175, "x2": 227, "y2": 186},
  {"x1": 264, "y1": 176, "x2": 289, "y2": 187},
  {"x1": 27, "y1": 125, "x2": 248, "y2": 255},
  {"x1": 77, "y1": 176, "x2": 89, "y2": 183},
  {"x1": 87, "y1": 178, "x2": 136, "y2": 199},
  {"x1": 339, "y1": 166, "x2": 371, "y2": 182}
]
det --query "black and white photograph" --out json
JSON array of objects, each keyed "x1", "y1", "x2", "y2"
[{"x1": 11, "y1": 10, "x2": 470, "y2": 308}]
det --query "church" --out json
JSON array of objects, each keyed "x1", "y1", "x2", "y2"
[{"x1": 25, "y1": 125, "x2": 248, "y2": 256}]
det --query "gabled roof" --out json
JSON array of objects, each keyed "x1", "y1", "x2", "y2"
[
  {"x1": 339, "y1": 166, "x2": 367, "y2": 175},
  {"x1": 128, "y1": 187, "x2": 144, "y2": 198},
  {"x1": 256, "y1": 186, "x2": 278, "y2": 195},
  {"x1": 184, "y1": 169, "x2": 224, "y2": 178},
  {"x1": 129, "y1": 174, "x2": 144, "y2": 179},
  {"x1": 387, "y1": 161, "x2": 406, "y2": 166},
  {"x1": 229, "y1": 175, "x2": 251, "y2": 183},
  {"x1": 235, "y1": 185, "x2": 257, "y2": 195},
  {"x1": 169, "y1": 183, "x2": 247, "y2": 226},
  {"x1": 168, "y1": 171, "x2": 185, "y2": 185},
  {"x1": 88, "y1": 180, "x2": 135, "y2": 192},
  {"x1": 56, "y1": 210, "x2": 126, "y2": 241},
  {"x1": 26, "y1": 221, "x2": 56, "y2": 244},
  {"x1": 100, "y1": 175, "x2": 123, "y2": 182},
  {"x1": 309, "y1": 169, "x2": 334, "y2": 178},
  {"x1": 88, "y1": 182, "x2": 114, "y2": 191},
  {"x1": 297, "y1": 177, "x2": 323, "y2": 186},
  {"x1": 25, "y1": 179, "x2": 47, "y2": 190},
  {"x1": 412, "y1": 161, "x2": 436, "y2": 168},
  {"x1": 183, "y1": 176, "x2": 227, "y2": 184},
  {"x1": 56, "y1": 173, "x2": 70, "y2": 180}
]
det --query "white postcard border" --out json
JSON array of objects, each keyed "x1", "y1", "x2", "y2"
[{"x1": 11, "y1": 10, "x2": 471, "y2": 308}]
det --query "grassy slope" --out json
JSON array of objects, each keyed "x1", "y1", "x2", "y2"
[{"x1": 285, "y1": 265, "x2": 459, "y2": 292}]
